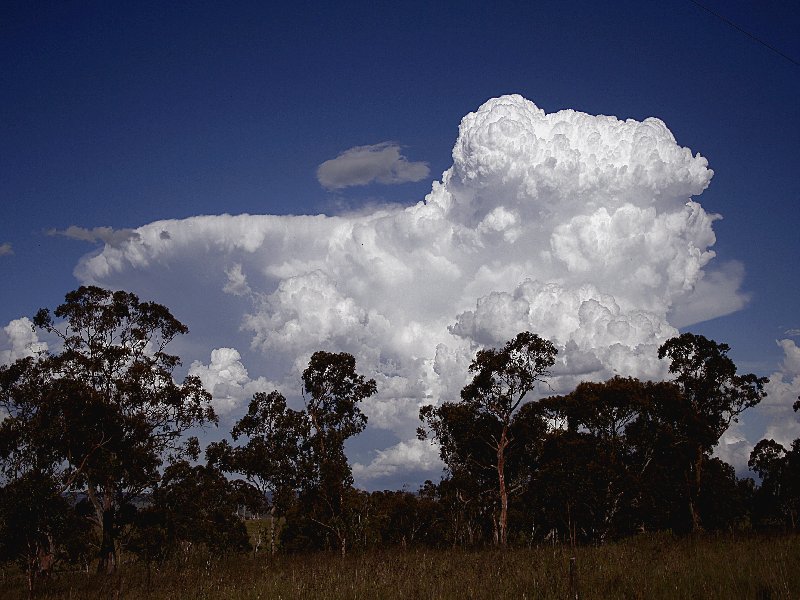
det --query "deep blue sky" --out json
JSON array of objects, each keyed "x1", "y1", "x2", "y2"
[{"x1": 2, "y1": 0, "x2": 798, "y2": 373}]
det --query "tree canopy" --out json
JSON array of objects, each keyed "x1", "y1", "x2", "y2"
[
  {"x1": 420, "y1": 332, "x2": 557, "y2": 546},
  {"x1": 1, "y1": 286, "x2": 216, "y2": 574}
]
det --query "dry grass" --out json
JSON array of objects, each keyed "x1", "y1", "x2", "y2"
[{"x1": 4, "y1": 533, "x2": 798, "y2": 599}]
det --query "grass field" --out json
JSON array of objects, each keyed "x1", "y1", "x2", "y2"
[{"x1": 4, "y1": 533, "x2": 798, "y2": 599}]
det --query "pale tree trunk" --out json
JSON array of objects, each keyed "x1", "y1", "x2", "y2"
[
  {"x1": 269, "y1": 507, "x2": 277, "y2": 556},
  {"x1": 496, "y1": 425, "x2": 509, "y2": 547}
]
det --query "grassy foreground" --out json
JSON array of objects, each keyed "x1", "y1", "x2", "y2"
[{"x1": 4, "y1": 533, "x2": 798, "y2": 599}]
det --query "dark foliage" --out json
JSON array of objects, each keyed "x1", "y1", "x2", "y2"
[
  {"x1": 419, "y1": 332, "x2": 557, "y2": 546},
  {"x1": 4, "y1": 288, "x2": 799, "y2": 595},
  {"x1": 0, "y1": 286, "x2": 216, "y2": 576}
]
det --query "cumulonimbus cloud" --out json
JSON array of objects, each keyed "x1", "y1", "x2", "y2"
[
  {"x1": 316, "y1": 142, "x2": 430, "y2": 190},
  {"x1": 32, "y1": 94, "x2": 756, "y2": 484}
]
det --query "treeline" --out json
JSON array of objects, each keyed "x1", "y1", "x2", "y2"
[{"x1": 1, "y1": 287, "x2": 799, "y2": 594}]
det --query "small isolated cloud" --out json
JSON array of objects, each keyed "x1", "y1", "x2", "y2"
[
  {"x1": 317, "y1": 142, "x2": 429, "y2": 190},
  {"x1": 0, "y1": 243, "x2": 13, "y2": 256},
  {"x1": 785, "y1": 328, "x2": 800, "y2": 337},
  {"x1": 48, "y1": 225, "x2": 141, "y2": 247},
  {"x1": 223, "y1": 263, "x2": 252, "y2": 297}
]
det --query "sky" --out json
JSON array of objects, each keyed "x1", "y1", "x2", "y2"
[{"x1": 2, "y1": 0, "x2": 799, "y2": 489}]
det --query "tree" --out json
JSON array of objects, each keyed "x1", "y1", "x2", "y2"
[
  {"x1": 207, "y1": 390, "x2": 308, "y2": 554},
  {"x1": 6, "y1": 286, "x2": 217, "y2": 573},
  {"x1": 658, "y1": 333, "x2": 767, "y2": 531},
  {"x1": 292, "y1": 351, "x2": 377, "y2": 555},
  {"x1": 418, "y1": 401, "x2": 502, "y2": 546},
  {"x1": 0, "y1": 472, "x2": 88, "y2": 599},
  {"x1": 533, "y1": 377, "x2": 653, "y2": 543},
  {"x1": 226, "y1": 352, "x2": 376, "y2": 556},
  {"x1": 152, "y1": 461, "x2": 251, "y2": 555},
  {"x1": 364, "y1": 489, "x2": 444, "y2": 549},
  {"x1": 420, "y1": 332, "x2": 556, "y2": 546},
  {"x1": 750, "y1": 437, "x2": 800, "y2": 529}
]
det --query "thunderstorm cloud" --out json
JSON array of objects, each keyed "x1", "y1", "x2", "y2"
[{"x1": 9, "y1": 95, "x2": 771, "y2": 483}]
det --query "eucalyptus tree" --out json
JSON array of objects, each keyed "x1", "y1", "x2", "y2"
[
  {"x1": 214, "y1": 351, "x2": 377, "y2": 556},
  {"x1": 534, "y1": 377, "x2": 654, "y2": 542},
  {"x1": 296, "y1": 351, "x2": 377, "y2": 555},
  {"x1": 420, "y1": 332, "x2": 556, "y2": 546},
  {"x1": 206, "y1": 390, "x2": 308, "y2": 554},
  {"x1": 750, "y1": 436, "x2": 800, "y2": 529},
  {"x1": 658, "y1": 333, "x2": 767, "y2": 531},
  {"x1": 0, "y1": 471, "x2": 88, "y2": 598},
  {"x1": 1, "y1": 286, "x2": 216, "y2": 573}
]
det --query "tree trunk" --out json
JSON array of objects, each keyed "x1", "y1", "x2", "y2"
[
  {"x1": 27, "y1": 548, "x2": 34, "y2": 600},
  {"x1": 269, "y1": 507, "x2": 277, "y2": 556},
  {"x1": 496, "y1": 425, "x2": 509, "y2": 547},
  {"x1": 37, "y1": 534, "x2": 55, "y2": 575},
  {"x1": 97, "y1": 484, "x2": 117, "y2": 574},
  {"x1": 686, "y1": 446, "x2": 704, "y2": 533}
]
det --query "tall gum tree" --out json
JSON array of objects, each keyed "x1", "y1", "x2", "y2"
[
  {"x1": 537, "y1": 377, "x2": 655, "y2": 543},
  {"x1": 209, "y1": 351, "x2": 375, "y2": 556},
  {"x1": 658, "y1": 332, "x2": 767, "y2": 532},
  {"x1": 420, "y1": 332, "x2": 556, "y2": 546},
  {"x1": 30, "y1": 286, "x2": 216, "y2": 573},
  {"x1": 299, "y1": 351, "x2": 377, "y2": 555},
  {"x1": 206, "y1": 390, "x2": 308, "y2": 555}
]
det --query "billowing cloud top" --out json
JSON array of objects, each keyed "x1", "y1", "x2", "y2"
[
  {"x1": 65, "y1": 95, "x2": 750, "y2": 483},
  {"x1": 317, "y1": 142, "x2": 430, "y2": 190}
]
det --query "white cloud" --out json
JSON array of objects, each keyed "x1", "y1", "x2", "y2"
[
  {"x1": 668, "y1": 260, "x2": 750, "y2": 328},
  {"x1": 352, "y1": 438, "x2": 442, "y2": 481},
  {"x1": 188, "y1": 347, "x2": 274, "y2": 415},
  {"x1": 759, "y1": 339, "x2": 800, "y2": 446},
  {"x1": 223, "y1": 263, "x2": 252, "y2": 297},
  {"x1": 66, "y1": 94, "x2": 749, "y2": 486},
  {"x1": 715, "y1": 422, "x2": 753, "y2": 474},
  {"x1": 0, "y1": 242, "x2": 13, "y2": 256},
  {"x1": 0, "y1": 317, "x2": 48, "y2": 365},
  {"x1": 717, "y1": 339, "x2": 800, "y2": 474},
  {"x1": 317, "y1": 142, "x2": 430, "y2": 190}
]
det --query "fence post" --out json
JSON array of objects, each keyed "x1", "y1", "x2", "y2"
[{"x1": 569, "y1": 556, "x2": 580, "y2": 600}]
